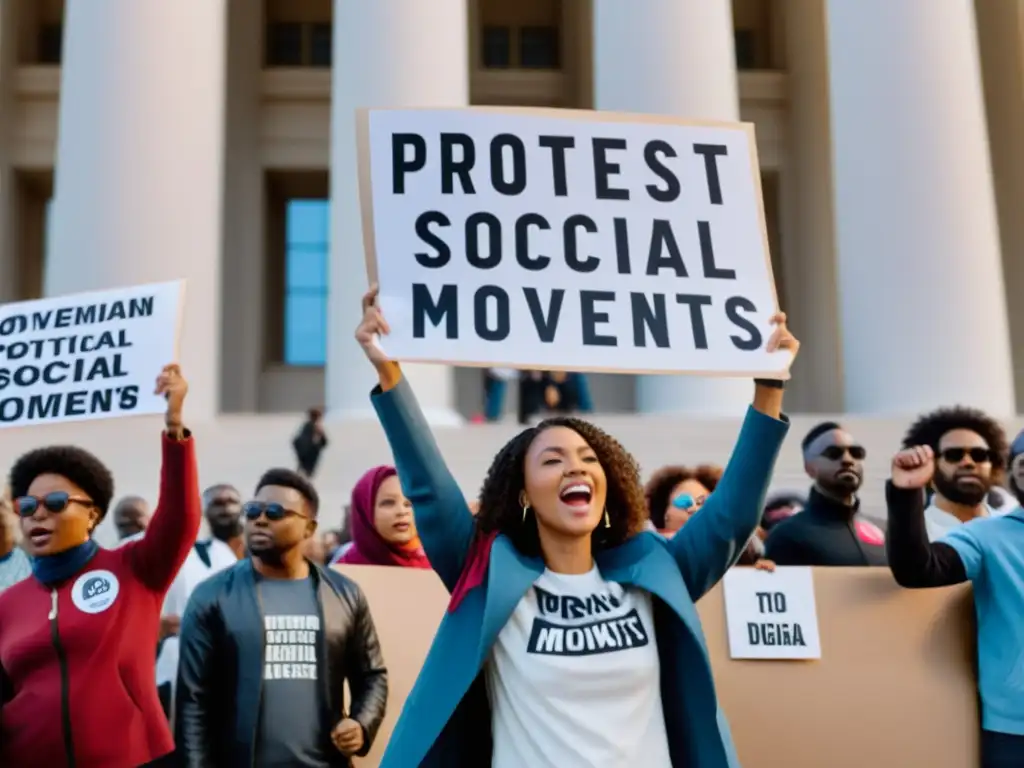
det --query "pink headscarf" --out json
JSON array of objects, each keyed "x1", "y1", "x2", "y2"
[{"x1": 334, "y1": 465, "x2": 431, "y2": 569}]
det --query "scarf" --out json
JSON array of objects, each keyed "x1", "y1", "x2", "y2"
[
  {"x1": 32, "y1": 539, "x2": 100, "y2": 585},
  {"x1": 335, "y1": 466, "x2": 431, "y2": 569}
]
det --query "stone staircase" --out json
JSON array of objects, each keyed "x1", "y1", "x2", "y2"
[{"x1": 3, "y1": 409, "x2": 1021, "y2": 547}]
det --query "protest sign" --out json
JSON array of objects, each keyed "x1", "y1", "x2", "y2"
[
  {"x1": 722, "y1": 566, "x2": 821, "y2": 659},
  {"x1": 0, "y1": 281, "x2": 184, "y2": 428},
  {"x1": 358, "y1": 106, "x2": 788, "y2": 377}
]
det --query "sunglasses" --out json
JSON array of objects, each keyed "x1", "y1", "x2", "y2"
[
  {"x1": 820, "y1": 445, "x2": 866, "y2": 461},
  {"x1": 14, "y1": 491, "x2": 95, "y2": 518},
  {"x1": 940, "y1": 447, "x2": 994, "y2": 465},
  {"x1": 242, "y1": 501, "x2": 308, "y2": 522},
  {"x1": 672, "y1": 493, "x2": 707, "y2": 510}
]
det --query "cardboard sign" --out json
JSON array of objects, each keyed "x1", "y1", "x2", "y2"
[
  {"x1": 358, "y1": 107, "x2": 789, "y2": 378},
  {"x1": 0, "y1": 281, "x2": 184, "y2": 428},
  {"x1": 722, "y1": 566, "x2": 822, "y2": 659}
]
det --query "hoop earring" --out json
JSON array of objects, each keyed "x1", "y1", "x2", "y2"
[
  {"x1": 522, "y1": 503, "x2": 530, "y2": 524},
  {"x1": 604, "y1": 508, "x2": 611, "y2": 528}
]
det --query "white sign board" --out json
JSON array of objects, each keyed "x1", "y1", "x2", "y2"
[
  {"x1": 722, "y1": 566, "x2": 822, "y2": 660},
  {"x1": 0, "y1": 281, "x2": 184, "y2": 428},
  {"x1": 360, "y1": 107, "x2": 789, "y2": 377}
]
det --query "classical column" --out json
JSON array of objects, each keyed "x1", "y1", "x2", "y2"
[
  {"x1": 826, "y1": 0, "x2": 1016, "y2": 416},
  {"x1": 327, "y1": 0, "x2": 466, "y2": 425},
  {"x1": 47, "y1": 0, "x2": 227, "y2": 421},
  {"x1": 592, "y1": 0, "x2": 754, "y2": 415}
]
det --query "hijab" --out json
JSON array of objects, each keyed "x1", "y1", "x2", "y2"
[{"x1": 334, "y1": 466, "x2": 430, "y2": 569}]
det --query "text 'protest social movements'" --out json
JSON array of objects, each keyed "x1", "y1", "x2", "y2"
[
  {"x1": 360, "y1": 107, "x2": 789, "y2": 377},
  {"x1": 0, "y1": 281, "x2": 184, "y2": 428},
  {"x1": 722, "y1": 566, "x2": 822, "y2": 660}
]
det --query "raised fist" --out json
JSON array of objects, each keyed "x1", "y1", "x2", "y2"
[{"x1": 891, "y1": 445, "x2": 935, "y2": 490}]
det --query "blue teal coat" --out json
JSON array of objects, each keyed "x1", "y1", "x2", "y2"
[{"x1": 373, "y1": 379, "x2": 789, "y2": 768}]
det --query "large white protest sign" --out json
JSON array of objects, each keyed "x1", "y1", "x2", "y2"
[
  {"x1": 359, "y1": 107, "x2": 789, "y2": 377},
  {"x1": 722, "y1": 566, "x2": 822, "y2": 660},
  {"x1": 0, "y1": 281, "x2": 184, "y2": 428}
]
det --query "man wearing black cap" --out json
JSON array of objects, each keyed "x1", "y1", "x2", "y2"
[{"x1": 765, "y1": 421, "x2": 887, "y2": 566}]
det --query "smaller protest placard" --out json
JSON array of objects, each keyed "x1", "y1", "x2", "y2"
[
  {"x1": 722, "y1": 566, "x2": 821, "y2": 660},
  {"x1": 359, "y1": 106, "x2": 790, "y2": 378},
  {"x1": 0, "y1": 281, "x2": 184, "y2": 429}
]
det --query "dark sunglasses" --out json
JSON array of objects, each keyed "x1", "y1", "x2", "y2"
[
  {"x1": 940, "y1": 447, "x2": 994, "y2": 465},
  {"x1": 820, "y1": 445, "x2": 866, "y2": 461},
  {"x1": 242, "y1": 501, "x2": 307, "y2": 522},
  {"x1": 14, "y1": 491, "x2": 94, "y2": 518}
]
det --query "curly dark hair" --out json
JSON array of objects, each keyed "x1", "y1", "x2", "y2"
[
  {"x1": 643, "y1": 464, "x2": 723, "y2": 529},
  {"x1": 475, "y1": 416, "x2": 648, "y2": 557},
  {"x1": 8, "y1": 446, "x2": 115, "y2": 523},
  {"x1": 256, "y1": 468, "x2": 320, "y2": 517},
  {"x1": 902, "y1": 406, "x2": 1009, "y2": 479}
]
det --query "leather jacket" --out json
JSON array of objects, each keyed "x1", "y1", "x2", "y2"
[{"x1": 174, "y1": 560, "x2": 388, "y2": 767}]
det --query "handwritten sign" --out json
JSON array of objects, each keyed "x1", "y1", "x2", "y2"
[{"x1": 722, "y1": 566, "x2": 821, "y2": 660}]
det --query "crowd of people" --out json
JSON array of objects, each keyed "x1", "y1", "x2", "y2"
[{"x1": 0, "y1": 291, "x2": 1021, "y2": 767}]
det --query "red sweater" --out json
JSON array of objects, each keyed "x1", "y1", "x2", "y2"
[{"x1": 0, "y1": 433, "x2": 201, "y2": 768}]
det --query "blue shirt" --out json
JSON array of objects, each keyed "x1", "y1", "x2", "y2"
[{"x1": 941, "y1": 510, "x2": 1024, "y2": 735}]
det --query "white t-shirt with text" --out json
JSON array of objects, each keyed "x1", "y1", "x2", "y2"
[{"x1": 487, "y1": 566, "x2": 672, "y2": 768}]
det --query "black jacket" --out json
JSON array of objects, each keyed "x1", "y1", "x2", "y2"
[
  {"x1": 174, "y1": 560, "x2": 388, "y2": 767},
  {"x1": 764, "y1": 488, "x2": 888, "y2": 566}
]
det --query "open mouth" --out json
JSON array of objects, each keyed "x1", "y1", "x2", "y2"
[
  {"x1": 28, "y1": 526, "x2": 53, "y2": 546},
  {"x1": 559, "y1": 483, "x2": 593, "y2": 508},
  {"x1": 393, "y1": 521, "x2": 410, "y2": 532}
]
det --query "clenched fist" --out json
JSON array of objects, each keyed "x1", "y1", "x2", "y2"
[
  {"x1": 331, "y1": 718, "x2": 364, "y2": 756},
  {"x1": 355, "y1": 285, "x2": 392, "y2": 370},
  {"x1": 891, "y1": 446, "x2": 935, "y2": 490},
  {"x1": 155, "y1": 363, "x2": 188, "y2": 431}
]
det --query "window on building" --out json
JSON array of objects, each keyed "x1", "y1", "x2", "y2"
[
  {"x1": 37, "y1": 24, "x2": 63, "y2": 64},
  {"x1": 265, "y1": 22, "x2": 332, "y2": 68},
  {"x1": 478, "y1": 0, "x2": 562, "y2": 70},
  {"x1": 482, "y1": 26, "x2": 512, "y2": 68},
  {"x1": 283, "y1": 199, "x2": 329, "y2": 366},
  {"x1": 519, "y1": 26, "x2": 559, "y2": 69},
  {"x1": 734, "y1": 29, "x2": 757, "y2": 70}
]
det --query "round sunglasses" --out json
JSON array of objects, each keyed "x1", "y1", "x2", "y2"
[
  {"x1": 940, "y1": 447, "x2": 995, "y2": 465},
  {"x1": 14, "y1": 491, "x2": 95, "y2": 518},
  {"x1": 242, "y1": 501, "x2": 308, "y2": 522}
]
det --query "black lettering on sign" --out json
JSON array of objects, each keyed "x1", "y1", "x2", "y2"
[
  {"x1": 675, "y1": 294, "x2": 713, "y2": 350},
  {"x1": 563, "y1": 215, "x2": 599, "y2": 273},
  {"x1": 630, "y1": 293, "x2": 669, "y2": 348},
  {"x1": 515, "y1": 214, "x2": 551, "y2": 271},
  {"x1": 613, "y1": 218, "x2": 631, "y2": 275},
  {"x1": 755, "y1": 591, "x2": 788, "y2": 614},
  {"x1": 0, "y1": 298, "x2": 155, "y2": 338},
  {"x1": 726, "y1": 297, "x2": 762, "y2": 351},
  {"x1": 643, "y1": 140, "x2": 681, "y2": 203},
  {"x1": 592, "y1": 138, "x2": 629, "y2": 201},
  {"x1": 392, "y1": 133, "x2": 426, "y2": 194},
  {"x1": 538, "y1": 135, "x2": 574, "y2": 196},
  {"x1": 440, "y1": 133, "x2": 475, "y2": 194},
  {"x1": 523, "y1": 288, "x2": 564, "y2": 343},
  {"x1": 0, "y1": 353, "x2": 130, "y2": 392},
  {"x1": 466, "y1": 213, "x2": 502, "y2": 269},
  {"x1": 474, "y1": 286, "x2": 510, "y2": 342},
  {"x1": 698, "y1": 221, "x2": 735, "y2": 279},
  {"x1": 490, "y1": 134, "x2": 527, "y2": 196},
  {"x1": 412, "y1": 284, "x2": 458, "y2": 339},
  {"x1": 414, "y1": 211, "x2": 452, "y2": 268},
  {"x1": 580, "y1": 291, "x2": 616, "y2": 347},
  {"x1": 0, "y1": 385, "x2": 140, "y2": 424},
  {"x1": 693, "y1": 143, "x2": 728, "y2": 205},
  {"x1": 645, "y1": 220, "x2": 687, "y2": 277},
  {"x1": 746, "y1": 622, "x2": 806, "y2": 648}
]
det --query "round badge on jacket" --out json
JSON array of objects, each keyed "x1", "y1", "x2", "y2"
[
  {"x1": 71, "y1": 569, "x2": 120, "y2": 614},
  {"x1": 854, "y1": 520, "x2": 885, "y2": 547}
]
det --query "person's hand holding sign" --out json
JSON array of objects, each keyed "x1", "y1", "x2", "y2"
[
  {"x1": 891, "y1": 445, "x2": 935, "y2": 490},
  {"x1": 356, "y1": 285, "x2": 401, "y2": 391},
  {"x1": 751, "y1": 312, "x2": 799, "y2": 420},
  {"x1": 155, "y1": 363, "x2": 189, "y2": 439}
]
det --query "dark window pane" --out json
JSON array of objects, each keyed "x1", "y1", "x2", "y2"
[
  {"x1": 284, "y1": 293, "x2": 327, "y2": 365},
  {"x1": 482, "y1": 26, "x2": 511, "y2": 69},
  {"x1": 38, "y1": 24, "x2": 62, "y2": 64},
  {"x1": 266, "y1": 23, "x2": 304, "y2": 67},
  {"x1": 519, "y1": 26, "x2": 559, "y2": 69},
  {"x1": 734, "y1": 29, "x2": 756, "y2": 70},
  {"x1": 310, "y1": 23, "x2": 332, "y2": 68}
]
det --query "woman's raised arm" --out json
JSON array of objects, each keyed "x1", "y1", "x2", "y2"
[{"x1": 357, "y1": 288, "x2": 474, "y2": 591}]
